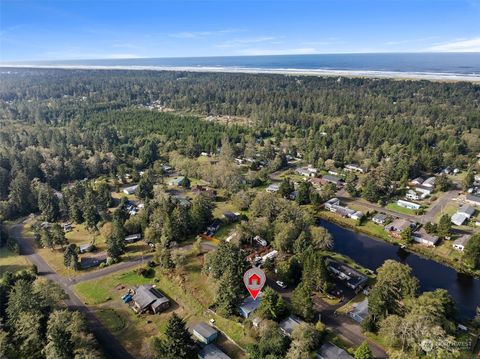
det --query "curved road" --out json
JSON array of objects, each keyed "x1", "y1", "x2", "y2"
[{"x1": 10, "y1": 223, "x2": 135, "y2": 359}]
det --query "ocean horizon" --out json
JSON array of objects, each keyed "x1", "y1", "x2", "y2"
[{"x1": 3, "y1": 53, "x2": 480, "y2": 81}]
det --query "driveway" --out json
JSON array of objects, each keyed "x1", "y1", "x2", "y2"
[{"x1": 9, "y1": 223, "x2": 135, "y2": 359}]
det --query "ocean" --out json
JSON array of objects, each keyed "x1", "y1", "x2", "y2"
[{"x1": 4, "y1": 53, "x2": 480, "y2": 81}]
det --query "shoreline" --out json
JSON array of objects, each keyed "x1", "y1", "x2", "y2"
[
  {"x1": 2, "y1": 64, "x2": 480, "y2": 83},
  {"x1": 317, "y1": 211, "x2": 480, "y2": 279}
]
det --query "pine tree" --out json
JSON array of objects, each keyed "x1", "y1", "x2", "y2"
[
  {"x1": 153, "y1": 313, "x2": 196, "y2": 359},
  {"x1": 63, "y1": 244, "x2": 79, "y2": 270}
]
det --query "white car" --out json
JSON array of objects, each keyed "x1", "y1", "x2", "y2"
[{"x1": 276, "y1": 281, "x2": 287, "y2": 289}]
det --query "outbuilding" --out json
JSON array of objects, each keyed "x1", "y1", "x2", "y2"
[{"x1": 193, "y1": 322, "x2": 219, "y2": 344}]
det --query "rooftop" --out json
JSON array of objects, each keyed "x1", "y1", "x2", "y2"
[
  {"x1": 198, "y1": 344, "x2": 231, "y2": 359},
  {"x1": 317, "y1": 343, "x2": 353, "y2": 359},
  {"x1": 279, "y1": 315, "x2": 302, "y2": 336},
  {"x1": 193, "y1": 322, "x2": 218, "y2": 339}
]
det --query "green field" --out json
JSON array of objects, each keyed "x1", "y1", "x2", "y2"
[
  {"x1": 0, "y1": 248, "x2": 30, "y2": 277},
  {"x1": 385, "y1": 203, "x2": 418, "y2": 215}
]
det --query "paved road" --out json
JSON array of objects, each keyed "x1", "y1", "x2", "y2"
[
  {"x1": 422, "y1": 189, "x2": 459, "y2": 224},
  {"x1": 9, "y1": 224, "x2": 135, "y2": 359},
  {"x1": 267, "y1": 277, "x2": 388, "y2": 358}
]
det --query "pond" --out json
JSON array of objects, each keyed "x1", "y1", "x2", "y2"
[{"x1": 321, "y1": 220, "x2": 480, "y2": 320}]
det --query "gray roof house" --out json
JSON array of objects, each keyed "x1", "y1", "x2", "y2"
[
  {"x1": 279, "y1": 315, "x2": 303, "y2": 336},
  {"x1": 122, "y1": 185, "x2": 138, "y2": 195},
  {"x1": 451, "y1": 212, "x2": 469, "y2": 226},
  {"x1": 349, "y1": 298, "x2": 368, "y2": 323},
  {"x1": 372, "y1": 213, "x2": 388, "y2": 225},
  {"x1": 412, "y1": 229, "x2": 439, "y2": 247},
  {"x1": 238, "y1": 293, "x2": 263, "y2": 318},
  {"x1": 317, "y1": 343, "x2": 353, "y2": 359},
  {"x1": 193, "y1": 322, "x2": 219, "y2": 344},
  {"x1": 198, "y1": 344, "x2": 231, "y2": 359},
  {"x1": 458, "y1": 204, "x2": 476, "y2": 218},
  {"x1": 453, "y1": 235, "x2": 471, "y2": 252},
  {"x1": 466, "y1": 194, "x2": 480, "y2": 206},
  {"x1": 131, "y1": 285, "x2": 170, "y2": 314}
]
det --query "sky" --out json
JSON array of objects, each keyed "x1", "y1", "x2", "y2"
[{"x1": 1, "y1": 0, "x2": 480, "y2": 62}]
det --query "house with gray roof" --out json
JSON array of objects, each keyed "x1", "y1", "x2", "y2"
[
  {"x1": 453, "y1": 235, "x2": 471, "y2": 252},
  {"x1": 131, "y1": 285, "x2": 170, "y2": 314},
  {"x1": 317, "y1": 343, "x2": 353, "y2": 359},
  {"x1": 349, "y1": 298, "x2": 368, "y2": 323},
  {"x1": 193, "y1": 322, "x2": 219, "y2": 344},
  {"x1": 372, "y1": 213, "x2": 388, "y2": 225},
  {"x1": 198, "y1": 344, "x2": 231, "y2": 359},
  {"x1": 238, "y1": 293, "x2": 263, "y2": 318},
  {"x1": 466, "y1": 194, "x2": 480, "y2": 206},
  {"x1": 279, "y1": 315, "x2": 303, "y2": 336}
]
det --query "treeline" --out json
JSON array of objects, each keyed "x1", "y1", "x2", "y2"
[{"x1": 0, "y1": 269, "x2": 102, "y2": 358}]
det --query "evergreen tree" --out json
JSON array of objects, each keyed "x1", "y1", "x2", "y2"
[
  {"x1": 291, "y1": 282, "x2": 314, "y2": 321},
  {"x1": 152, "y1": 313, "x2": 196, "y2": 359},
  {"x1": 63, "y1": 244, "x2": 79, "y2": 270}
]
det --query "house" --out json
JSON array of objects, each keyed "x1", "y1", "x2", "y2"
[
  {"x1": 266, "y1": 184, "x2": 280, "y2": 193},
  {"x1": 372, "y1": 213, "x2": 388, "y2": 225},
  {"x1": 451, "y1": 213, "x2": 468, "y2": 226},
  {"x1": 466, "y1": 194, "x2": 480, "y2": 207},
  {"x1": 173, "y1": 196, "x2": 191, "y2": 208},
  {"x1": 198, "y1": 344, "x2": 231, "y2": 359},
  {"x1": 168, "y1": 176, "x2": 187, "y2": 187},
  {"x1": 385, "y1": 219, "x2": 415, "y2": 238},
  {"x1": 193, "y1": 322, "x2": 219, "y2": 344},
  {"x1": 458, "y1": 204, "x2": 476, "y2": 218},
  {"x1": 345, "y1": 164, "x2": 365, "y2": 173},
  {"x1": 321, "y1": 174, "x2": 342, "y2": 187},
  {"x1": 124, "y1": 233, "x2": 142, "y2": 243},
  {"x1": 396, "y1": 199, "x2": 421, "y2": 211},
  {"x1": 238, "y1": 293, "x2": 263, "y2": 318},
  {"x1": 423, "y1": 176, "x2": 436, "y2": 188},
  {"x1": 415, "y1": 185, "x2": 433, "y2": 197},
  {"x1": 279, "y1": 315, "x2": 303, "y2": 336},
  {"x1": 453, "y1": 235, "x2": 471, "y2": 251},
  {"x1": 411, "y1": 177, "x2": 425, "y2": 186},
  {"x1": 206, "y1": 220, "x2": 221, "y2": 236},
  {"x1": 261, "y1": 250, "x2": 278, "y2": 264},
  {"x1": 131, "y1": 285, "x2": 170, "y2": 314},
  {"x1": 406, "y1": 190, "x2": 421, "y2": 201},
  {"x1": 253, "y1": 235, "x2": 268, "y2": 247},
  {"x1": 123, "y1": 185, "x2": 138, "y2": 195},
  {"x1": 295, "y1": 166, "x2": 317, "y2": 177},
  {"x1": 222, "y1": 211, "x2": 239, "y2": 222},
  {"x1": 412, "y1": 229, "x2": 439, "y2": 247},
  {"x1": 317, "y1": 343, "x2": 353, "y2": 359},
  {"x1": 161, "y1": 164, "x2": 173, "y2": 173},
  {"x1": 351, "y1": 211, "x2": 364, "y2": 221},
  {"x1": 349, "y1": 298, "x2": 368, "y2": 323},
  {"x1": 79, "y1": 243, "x2": 93, "y2": 253},
  {"x1": 325, "y1": 258, "x2": 368, "y2": 291},
  {"x1": 324, "y1": 198, "x2": 340, "y2": 210}
]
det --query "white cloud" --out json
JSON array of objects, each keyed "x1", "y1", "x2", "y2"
[{"x1": 428, "y1": 37, "x2": 480, "y2": 52}]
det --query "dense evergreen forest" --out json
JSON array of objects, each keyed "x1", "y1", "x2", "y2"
[{"x1": 0, "y1": 68, "x2": 479, "y2": 220}]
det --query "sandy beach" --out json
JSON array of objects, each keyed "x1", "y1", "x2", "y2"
[{"x1": 2, "y1": 64, "x2": 480, "y2": 83}]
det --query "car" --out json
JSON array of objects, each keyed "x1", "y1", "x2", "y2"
[{"x1": 276, "y1": 281, "x2": 287, "y2": 289}]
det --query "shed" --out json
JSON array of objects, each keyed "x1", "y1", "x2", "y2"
[
  {"x1": 193, "y1": 322, "x2": 219, "y2": 344},
  {"x1": 317, "y1": 343, "x2": 353, "y2": 359},
  {"x1": 124, "y1": 233, "x2": 142, "y2": 243},
  {"x1": 453, "y1": 235, "x2": 471, "y2": 252},
  {"x1": 279, "y1": 315, "x2": 302, "y2": 336},
  {"x1": 123, "y1": 185, "x2": 138, "y2": 195},
  {"x1": 198, "y1": 344, "x2": 231, "y2": 359}
]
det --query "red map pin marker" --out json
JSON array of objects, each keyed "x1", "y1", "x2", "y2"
[{"x1": 243, "y1": 267, "x2": 266, "y2": 300}]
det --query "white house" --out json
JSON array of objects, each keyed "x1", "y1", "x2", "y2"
[
  {"x1": 397, "y1": 199, "x2": 421, "y2": 210},
  {"x1": 415, "y1": 185, "x2": 433, "y2": 197},
  {"x1": 345, "y1": 164, "x2": 365, "y2": 173},
  {"x1": 423, "y1": 177, "x2": 436, "y2": 188},
  {"x1": 412, "y1": 230, "x2": 439, "y2": 247},
  {"x1": 123, "y1": 185, "x2": 138, "y2": 195},
  {"x1": 406, "y1": 190, "x2": 420, "y2": 201},
  {"x1": 411, "y1": 177, "x2": 425, "y2": 186},
  {"x1": 266, "y1": 184, "x2": 280, "y2": 193},
  {"x1": 453, "y1": 235, "x2": 471, "y2": 252}
]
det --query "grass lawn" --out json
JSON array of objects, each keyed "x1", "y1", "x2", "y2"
[
  {"x1": 74, "y1": 254, "x2": 252, "y2": 359},
  {"x1": 37, "y1": 223, "x2": 104, "y2": 277},
  {"x1": 433, "y1": 201, "x2": 458, "y2": 223},
  {"x1": 385, "y1": 203, "x2": 418, "y2": 216},
  {"x1": 0, "y1": 248, "x2": 30, "y2": 277}
]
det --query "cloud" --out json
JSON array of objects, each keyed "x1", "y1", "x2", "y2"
[{"x1": 427, "y1": 37, "x2": 480, "y2": 52}]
